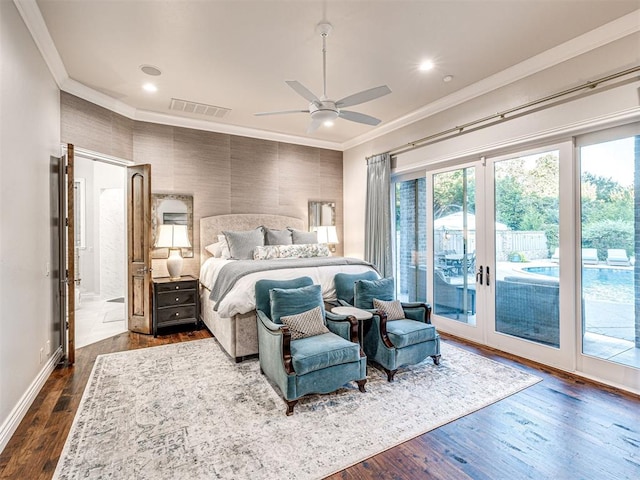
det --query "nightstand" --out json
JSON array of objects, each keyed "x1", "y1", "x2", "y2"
[{"x1": 152, "y1": 275, "x2": 200, "y2": 336}]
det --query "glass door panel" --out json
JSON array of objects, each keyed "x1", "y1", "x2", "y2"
[
  {"x1": 432, "y1": 167, "x2": 476, "y2": 325},
  {"x1": 493, "y1": 150, "x2": 560, "y2": 347},
  {"x1": 580, "y1": 135, "x2": 639, "y2": 370}
]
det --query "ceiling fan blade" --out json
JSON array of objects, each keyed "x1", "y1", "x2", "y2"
[
  {"x1": 286, "y1": 80, "x2": 320, "y2": 103},
  {"x1": 339, "y1": 110, "x2": 382, "y2": 126},
  {"x1": 307, "y1": 118, "x2": 322, "y2": 134},
  {"x1": 254, "y1": 109, "x2": 308, "y2": 116},
  {"x1": 336, "y1": 85, "x2": 391, "y2": 108}
]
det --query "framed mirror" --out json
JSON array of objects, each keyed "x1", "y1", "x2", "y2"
[
  {"x1": 151, "y1": 193, "x2": 194, "y2": 258},
  {"x1": 309, "y1": 201, "x2": 335, "y2": 227}
]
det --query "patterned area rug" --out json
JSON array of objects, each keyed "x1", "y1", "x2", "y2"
[{"x1": 54, "y1": 338, "x2": 540, "y2": 479}]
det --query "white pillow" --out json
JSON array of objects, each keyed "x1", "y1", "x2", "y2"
[{"x1": 205, "y1": 242, "x2": 222, "y2": 257}]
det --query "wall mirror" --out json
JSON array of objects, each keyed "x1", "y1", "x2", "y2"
[
  {"x1": 309, "y1": 201, "x2": 335, "y2": 228},
  {"x1": 151, "y1": 193, "x2": 194, "y2": 258}
]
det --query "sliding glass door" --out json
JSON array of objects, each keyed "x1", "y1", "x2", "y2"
[
  {"x1": 397, "y1": 126, "x2": 638, "y2": 391},
  {"x1": 577, "y1": 127, "x2": 639, "y2": 390}
]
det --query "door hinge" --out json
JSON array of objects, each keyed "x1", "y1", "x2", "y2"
[{"x1": 65, "y1": 218, "x2": 69, "y2": 227}]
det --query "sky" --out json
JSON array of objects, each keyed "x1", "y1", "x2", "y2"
[{"x1": 581, "y1": 136, "x2": 635, "y2": 187}]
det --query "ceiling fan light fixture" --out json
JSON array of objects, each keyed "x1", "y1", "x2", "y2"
[{"x1": 323, "y1": 120, "x2": 334, "y2": 127}]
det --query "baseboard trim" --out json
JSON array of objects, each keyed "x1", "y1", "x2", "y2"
[{"x1": 0, "y1": 346, "x2": 63, "y2": 453}]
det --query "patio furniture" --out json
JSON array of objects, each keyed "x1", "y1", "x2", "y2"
[
  {"x1": 434, "y1": 268, "x2": 475, "y2": 317},
  {"x1": 551, "y1": 247, "x2": 559, "y2": 262},
  {"x1": 606, "y1": 249, "x2": 630, "y2": 266},
  {"x1": 582, "y1": 248, "x2": 599, "y2": 265},
  {"x1": 495, "y1": 275, "x2": 559, "y2": 347}
]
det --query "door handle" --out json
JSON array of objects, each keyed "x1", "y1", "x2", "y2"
[
  {"x1": 136, "y1": 266, "x2": 152, "y2": 275},
  {"x1": 476, "y1": 265, "x2": 483, "y2": 285},
  {"x1": 486, "y1": 266, "x2": 490, "y2": 286}
]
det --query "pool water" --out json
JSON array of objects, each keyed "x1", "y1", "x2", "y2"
[{"x1": 522, "y1": 266, "x2": 634, "y2": 304}]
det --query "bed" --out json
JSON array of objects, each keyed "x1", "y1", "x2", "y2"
[{"x1": 199, "y1": 214, "x2": 379, "y2": 362}]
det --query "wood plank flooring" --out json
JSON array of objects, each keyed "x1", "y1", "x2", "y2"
[{"x1": 1, "y1": 329, "x2": 638, "y2": 480}]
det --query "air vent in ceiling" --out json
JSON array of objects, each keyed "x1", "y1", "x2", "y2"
[{"x1": 169, "y1": 98, "x2": 231, "y2": 119}]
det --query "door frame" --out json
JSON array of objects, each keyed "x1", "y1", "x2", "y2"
[{"x1": 60, "y1": 145, "x2": 134, "y2": 356}]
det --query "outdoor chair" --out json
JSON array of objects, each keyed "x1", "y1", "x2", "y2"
[
  {"x1": 606, "y1": 249, "x2": 630, "y2": 266},
  {"x1": 335, "y1": 273, "x2": 440, "y2": 382},
  {"x1": 582, "y1": 248, "x2": 599, "y2": 265},
  {"x1": 255, "y1": 276, "x2": 367, "y2": 415}
]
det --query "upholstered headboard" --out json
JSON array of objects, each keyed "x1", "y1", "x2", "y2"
[{"x1": 199, "y1": 214, "x2": 305, "y2": 262}]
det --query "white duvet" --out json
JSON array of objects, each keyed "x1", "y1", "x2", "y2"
[{"x1": 199, "y1": 257, "x2": 377, "y2": 318}]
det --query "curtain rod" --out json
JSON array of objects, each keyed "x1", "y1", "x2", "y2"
[{"x1": 365, "y1": 65, "x2": 640, "y2": 161}]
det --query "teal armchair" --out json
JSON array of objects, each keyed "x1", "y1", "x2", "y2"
[
  {"x1": 335, "y1": 273, "x2": 441, "y2": 382},
  {"x1": 255, "y1": 277, "x2": 367, "y2": 415}
]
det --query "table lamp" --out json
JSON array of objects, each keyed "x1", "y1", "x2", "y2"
[
  {"x1": 155, "y1": 224, "x2": 191, "y2": 280},
  {"x1": 313, "y1": 225, "x2": 339, "y2": 253}
]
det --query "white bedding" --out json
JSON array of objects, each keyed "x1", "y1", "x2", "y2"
[{"x1": 199, "y1": 256, "x2": 377, "y2": 318}]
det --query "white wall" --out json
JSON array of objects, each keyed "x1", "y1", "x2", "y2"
[
  {"x1": 0, "y1": 1, "x2": 60, "y2": 450},
  {"x1": 343, "y1": 33, "x2": 640, "y2": 258}
]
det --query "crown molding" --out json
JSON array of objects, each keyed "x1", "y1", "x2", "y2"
[
  {"x1": 13, "y1": 0, "x2": 67, "y2": 87},
  {"x1": 342, "y1": 9, "x2": 640, "y2": 152}
]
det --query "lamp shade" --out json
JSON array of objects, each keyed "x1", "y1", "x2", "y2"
[
  {"x1": 155, "y1": 224, "x2": 191, "y2": 248},
  {"x1": 313, "y1": 225, "x2": 339, "y2": 244}
]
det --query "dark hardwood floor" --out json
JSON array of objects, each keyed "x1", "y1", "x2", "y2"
[{"x1": 1, "y1": 329, "x2": 638, "y2": 479}]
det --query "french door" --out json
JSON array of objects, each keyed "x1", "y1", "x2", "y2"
[{"x1": 427, "y1": 142, "x2": 575, "y2": 370}]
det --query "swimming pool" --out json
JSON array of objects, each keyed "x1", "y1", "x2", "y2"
[{"x1": 522, "y1": 266, "x2": 634, "y2": 303}]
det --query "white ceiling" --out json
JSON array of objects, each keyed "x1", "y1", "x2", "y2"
[{"x1": 28, "y1": 1, "x2": 640, "y2": 150}]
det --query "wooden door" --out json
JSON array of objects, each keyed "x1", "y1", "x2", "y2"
[
  {"x1": 66, "y1": 145, "x2": 76, "y2": 363},
  {"x1": 127, "y1": 165, "x2": 153, "y2": 334}
]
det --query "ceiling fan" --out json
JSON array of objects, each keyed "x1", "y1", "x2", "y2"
[{"x1": 255, "y1": 22, "x2": 391, "y2": 133}]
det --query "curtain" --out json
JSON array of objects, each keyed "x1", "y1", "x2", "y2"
[{"x1": 365, "y1": 153, "x2": 393, "y2": 277}]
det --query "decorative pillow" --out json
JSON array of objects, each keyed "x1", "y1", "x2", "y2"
[
  {"x1": 289, "y1": 228, "x2": 318, "y2": 244},
  {"x1": 204, "y1": 242, "x2": 222, "y2": 257},
  {"x1": 253, "y1": 245, "x2": 280, "y2": 260},
  {"x1": 280, "y1": 306, "x2": 328, "y2": 340},
  {"x1": 278, "y1": 243, "x2": 330, "y2": 259},
  {"x1": 269, "y1": 284, "x2": 324, "y2": 324},
  {"x1": 373, "y1": 298, "x2": 405, "y2": 321},
  {"x1": 255, "y1": 277, "x2": 314, "y2": 318},
  {"x1": 223, "y1": 228, "x2": 264, "y2": 260},
  {"x1": 217, "y1": 234, "x2": 231, "y2": 259},
  {"x1": 334, "y1": 271, "x2": 380, "y2": 305},
  {"x1": 354, "y1": 277, "x2": 395, "y2": 309},
  {"x1": 264, "y1": 227, "x2": 293, "y2": 245}
]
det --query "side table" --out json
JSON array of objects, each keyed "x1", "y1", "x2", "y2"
[{"x1": 331, "y1": 306, "x2": 373, "y2": 345}]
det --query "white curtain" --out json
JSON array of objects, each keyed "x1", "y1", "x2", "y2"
[{"x1": 365, "y1": 153, "x2": 393, "y2": 277}]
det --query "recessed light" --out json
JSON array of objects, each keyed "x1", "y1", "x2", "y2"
[
  {"x1": 443, "y1": 75, "x2": 454, "y2": 83},
  {"x1": 143, "y1": 83, "x2": 158, "y2": 93},
  {"x1": 140, "y1": 64, "x2": 162, "y2": 76},
  {"x1": 419, "y1": 60, "x2": 434, "y2": 72}
]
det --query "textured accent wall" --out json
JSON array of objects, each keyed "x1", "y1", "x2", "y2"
[{"x1": 60, "y1": 92, "x2": 344, "y2": 277}]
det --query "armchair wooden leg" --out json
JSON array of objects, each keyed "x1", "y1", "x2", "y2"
[
  {"x1": 285, "y1": 399, "x2": 298, "y2": 416},
  {"x1": 385, "y1": 368, "x2": 398, "y2": 382},
  {"x1": 431, "y1": 354, "x2": 441, "y2": 365},
  {"x1": 356, "y1": 379, "x2": 367, "y2": 393}
]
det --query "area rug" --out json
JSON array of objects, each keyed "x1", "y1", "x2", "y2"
[{"x1": 53, "y1": 338, "x2": 540, "y2": 480}]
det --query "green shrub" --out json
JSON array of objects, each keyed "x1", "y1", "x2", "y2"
[{"x1": 582, "y1": 220, "x2": 634, "y2": 260}]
